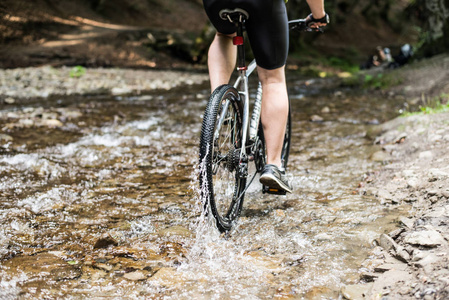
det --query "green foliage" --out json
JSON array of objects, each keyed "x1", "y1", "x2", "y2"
[
  {"x1": 401, "y1": 93, "x2": 449, "y2": 116},
  {"x1": 363, "y1": 73, "x2": 384, "y2": 88},
  {"x1": 341, "y1": 71, "x2": 403, "y2": 89},
  {"x1": 299, "y1": 65, "x2": 323, "y2": 77},
  {"x1": 69, "y1": 66, "x2": 86, "y2": 78},
  {"x1": 327, "y1": 56, "x2": 359, "y2": 73}
]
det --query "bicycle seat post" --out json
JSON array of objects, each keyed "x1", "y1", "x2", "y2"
[
  {"x1": 219, "y1": 9, "x2": 248, "y2": 71},
  {"x1": 234, "y1": 20, "x2": 246, "y2": 71}
]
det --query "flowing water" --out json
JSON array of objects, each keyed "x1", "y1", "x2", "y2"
[{"x1": 0, "y1": 77, "x2": 410, "y2": 299}]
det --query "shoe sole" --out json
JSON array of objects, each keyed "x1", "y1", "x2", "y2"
[{"x1": 260, "y1": 173, "x2": 292, "y2": 194}]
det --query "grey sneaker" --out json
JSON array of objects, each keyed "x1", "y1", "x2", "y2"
[{"x1": 259, "y1": 164, "x2": 293, "y2": 194}]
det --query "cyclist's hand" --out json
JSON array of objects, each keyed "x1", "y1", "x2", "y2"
[{"x1": 305, "y1": 13, "x2": 329, "y2": 30}]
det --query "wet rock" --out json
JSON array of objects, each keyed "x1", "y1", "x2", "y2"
[
  {"x1": 150, "y1": 267, "x2": 182, "y2": 284},
  {"x1": 159, "y1": 242, "x2": 187, "y2": 258},
  {"x1": 315, "y1": 232, "x2": 332, "y2": 241},
  {"x1": 157, "y1": 226, "x2": 193, "y2": 238},
  {"x1": 304, "y1": 286, "x2": 333, "y2": 299},
  {"x1": 95, "y1": 262, "x2": 113, "y2": 272},
  {"x1": 123, "y1": 270, "x2": 147, "y2": 281},
  {"x1": 341, "y1": 283, "x2": 373, "y2": 299},
  {"x1": 94, "y1": 233, "x2": 119, "y2": 249},
  {"x1": 282, "y1": 254, "x2": 305, "y2": 267},
  {"x1": 274, "y1": 285, "x2": 296, "y2": 299},
  {"x1": 2, "y1": 252, "x2": 81, "y2": 281},
  {"x1": 403, "y1": 229, "x2": 445, "y2": 247},
  {"x1": 245, "y1": 250, "x2": 283, "y2": 272},
  {"x1": 90, "y1": 267, "x2": 108, "y2": 281}
]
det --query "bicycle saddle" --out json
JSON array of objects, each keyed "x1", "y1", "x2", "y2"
[{"x1": 219, "y1": 8, "x2": 249, "y2": 23}]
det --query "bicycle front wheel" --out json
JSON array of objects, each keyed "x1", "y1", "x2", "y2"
[{"x1": 199, "y1": 85, "x2": 246, "y2": 232}]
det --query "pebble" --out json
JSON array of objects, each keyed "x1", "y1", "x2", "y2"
[
  {"x1": 428, "y1": 168, "x2": 449, "y2": 181},
  {"x1": 370, "y1": 150, "x2": 392, "y2": 162},
  {"x1": 341, "y1": 283, "x2": 373, "y2": 299},
  {"x1": 320, "y1": 106, "x2": 330, "y2": 114},
  {"x1": 94, "y1": 233, "x2": 119, "y2": 249},
  {"x1": 4, "y1": 97, "x2": 15, "y2": 104},
  {"x1": 399, "y1": 216, "x2": 414, "y2": 229},
  {"x1": 309, "y1": 115, "x2": 324, "y2": 122},
  {"x1": 0, "y1": 134, "x2": 13, "y2": 142},
  {"x1": 42, "y1": 119, "x2": 64, "y2": 127},
  {"x1": 419, "y1": 151, "x2": 433, "y2": 160}
]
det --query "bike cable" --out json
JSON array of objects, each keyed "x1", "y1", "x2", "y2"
[{"x1": 235, "y1": 170, "x2": 258, "y2": 203}]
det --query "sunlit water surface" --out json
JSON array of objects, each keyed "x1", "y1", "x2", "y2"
[{"x1": 0, "y1": 78, "x2": 409, "y2": 299}]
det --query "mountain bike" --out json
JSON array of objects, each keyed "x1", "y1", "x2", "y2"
[{"x1": 199, "y1": 8, "x2": 321, "y2": 232}]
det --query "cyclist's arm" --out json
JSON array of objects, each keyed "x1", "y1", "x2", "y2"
[{"x1": 306, "y1": 0, "x2": 326, "y2": 19}]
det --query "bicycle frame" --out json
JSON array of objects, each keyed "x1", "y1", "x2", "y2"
[
  {"x1": 213, "y1": 12, "x2": 309, "y2": 178},
  {"x1": 214, "y1": 16, "x2": 262, "y2": 179}
]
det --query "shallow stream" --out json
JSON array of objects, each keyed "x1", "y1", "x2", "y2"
[{"x1": 0, "y1": 77, "x2": 410, "y2": 299}]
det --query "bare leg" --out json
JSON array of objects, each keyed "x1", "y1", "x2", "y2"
[
  {"x1": 207, "y1": 33, "x2": 237, "y2": 91},
  {"x1": 258, "y1": 66, "x2": 288, "y2": 168}
]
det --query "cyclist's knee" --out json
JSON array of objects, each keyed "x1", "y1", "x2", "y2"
[
  {"x1": 257, "y1": 65, "x2": 286, "y2": 85},
  {"x1": 216, "y1": 32, "x2": 236, "y2": 39}
]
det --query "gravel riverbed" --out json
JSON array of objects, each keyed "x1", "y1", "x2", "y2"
[
  {"x1": 1, "y1": 61, "x2": 448, "y2": 299},
  {"x1": 0, "y1": 66, "x2": 209, "y2": 101}
]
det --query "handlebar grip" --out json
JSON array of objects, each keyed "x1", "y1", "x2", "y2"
[{"x1": 288, "y1": 19, "x2": 323, "y2": 32}]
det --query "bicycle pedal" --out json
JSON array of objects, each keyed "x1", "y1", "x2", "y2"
[{"x1": 262, "y1": 185, "x2": 287, "y2": 195}]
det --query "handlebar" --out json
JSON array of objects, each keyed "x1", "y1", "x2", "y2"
[{"x1": 288, "y1": 19, "x2": 324, "y2": 33}]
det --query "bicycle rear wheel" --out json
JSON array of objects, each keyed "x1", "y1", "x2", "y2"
[{"x1": 199, "y1": 85, "x2": 246, "y2": 232}]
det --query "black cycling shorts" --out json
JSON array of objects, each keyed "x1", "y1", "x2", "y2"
[{"x1": 203, "y1": 0, "x2": 288, "y2": 70}]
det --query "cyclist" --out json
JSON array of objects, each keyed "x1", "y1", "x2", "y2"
[{"x1": 203, "y1": 0, "x2": 328, "y2": 193}]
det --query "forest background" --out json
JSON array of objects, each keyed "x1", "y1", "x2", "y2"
[{"x1": 0, "y1": 0, "x2": 448, "y2": 71}]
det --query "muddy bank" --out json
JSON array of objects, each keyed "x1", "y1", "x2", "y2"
[
  {"x1": 341, "y1": 55, "x2": 449, "y2": 299},
  {"x1": 342, "y1": 112, "x2": 449, "y2": 299}
]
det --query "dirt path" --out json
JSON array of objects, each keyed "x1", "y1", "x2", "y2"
[{"x1": 0, "y1": 0, "x2": 208, "y2": 69}]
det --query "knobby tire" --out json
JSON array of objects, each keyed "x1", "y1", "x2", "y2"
[{"x1": 199, "y1": 85, "x2": 246, "y2": 232}]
